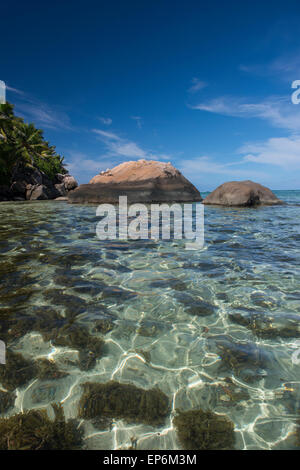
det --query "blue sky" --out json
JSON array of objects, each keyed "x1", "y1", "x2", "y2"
[{"x1": 2, "y1": 0, "x2": 300, "y2": 190}]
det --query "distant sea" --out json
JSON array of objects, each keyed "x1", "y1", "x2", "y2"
[{"x1": 0, "y1": 190, "x2": 299, "y2": 449}]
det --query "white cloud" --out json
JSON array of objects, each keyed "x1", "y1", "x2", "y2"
[
  {"x1": 179, "y1": 156, "x2": 267, "y2": 180},
  {"x1": 7, "y1": 85, "x2": 72, "y2": 130},
  {"x1": 191, "y1": 95, "x2": 300, "y2": 132},
  {"x1": 93, "y1": 129, "x2": 121, "y2": 141},
  {"x1": 239, "y1": 135, "x2": 300, "y2": 169},
  {"x1": 188, "y1": 78, "x2": 207, "y2": 93},
  {"x1": 110, "y1": 141, "x2": 147, "y2": 158},
  {"x1": 131, "y1": 115, "x2": 143, "y2": 128},
  {"x1": 240, "y1": 51, "x2": 300, "y2": 82},
  {"x1": 65, "y1": 151, "x2": 119, "y2": 183},
  {"x1": 92, "y1": 128, "x2": 170, "y2": 161},
  {"x1": 98, "y1": 116, "x2": 112, "y2": 125},
  {"x1": 6, "y1": 85, "x2": 25, "y2": 95},
  {"x1": 16, "y1": 102, "x2": 72, "y2": 130}
]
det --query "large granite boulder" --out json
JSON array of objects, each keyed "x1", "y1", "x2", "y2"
[
  {"x1": 203, "y1": 180, "x2": 283, "y2": 207},
  {"x1": 63, "y1": 175, "x2": 78, "y2": 191},
  {"x1": 68, "y1": 160, "x2": 202, "y2": 204}
]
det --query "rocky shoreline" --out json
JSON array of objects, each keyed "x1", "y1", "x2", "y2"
[
  {"x1": 0, "y1": 162, "x2": 78, "y2": 202},
  {"x1": 0, "y1": 160, "x2": 284, "y2": 207}
]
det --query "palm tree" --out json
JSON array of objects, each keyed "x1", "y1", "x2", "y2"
[{"x1": 0, "y1": 102, "x2": 66, "y2": 184}]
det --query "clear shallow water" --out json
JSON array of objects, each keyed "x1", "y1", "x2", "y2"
[{"x1": 0, "y1": 190, "x2": 300, "y2": 450}]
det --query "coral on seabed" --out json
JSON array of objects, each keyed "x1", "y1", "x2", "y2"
[{"x1": 173, "y1": 409, "x2": 235, "y2": 450}]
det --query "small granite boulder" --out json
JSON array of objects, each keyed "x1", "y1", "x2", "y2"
[
  {"x1": 69, "y1": 160, "x2": 202, "y2": 204},
  {"x1": 54, "y1": 183, "x2": 67, "y2": 197},
  {"x1": 27, "y1": 184, "x2": 59, "y2": 200},
  {"x1": 63, "y1": 175, "x2": 78, "y2": 191},
  {"x1": 203, "y1": 180, "x2": 283, "y2": 207}
]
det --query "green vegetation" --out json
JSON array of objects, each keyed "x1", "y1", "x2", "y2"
[
  {"x1": 0, "y1": 102, "x2": 66, "y2": 185},
  {"x1": 0, "y1": 404, "x2": 83, "y2": 450},
  {"x1": 173, "y1": 409, "x2": 235, "y2": 450},
  {"x1": 78, "y1": 381, "x2": 170, "y2": 426}
]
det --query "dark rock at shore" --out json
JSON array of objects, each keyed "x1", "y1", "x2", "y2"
[
  {"x1": 12, "y1": 162, "x2": 43, "y2": 187},
  {"x1": 68, "y1": 160, "x2": 202, "y2": 204},
  {"x1": 203, "y1": 180, "x2": 283, "y2": 206},
  {"x1": 0, "y1": 162, "x2": 78, "y2": 202},
  {"x1": 26, "y1": 184, "x2": 58, "y2": 200},
  {"x1": 0, "y1": 185, "x2": 12, "y2": 201},
  {"x1": 54, "y1": 183, "x2": 67, "y2": 197}
]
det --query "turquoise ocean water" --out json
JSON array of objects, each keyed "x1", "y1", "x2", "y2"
[{"x1": 0, "y1": 190, "x2": 299, "y2": 449}]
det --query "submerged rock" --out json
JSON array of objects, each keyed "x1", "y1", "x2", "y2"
[
  {"x1": 176, "y1": 292, "x2": 217, "y2": 317},
  {"x1": 0, "y1": 404, "x2": 83, "y2": 450},
  {"x1": 173, "y1": 409, "x2": 235, "y2": 450},
  {"x1": 203, "y1": 180, "x2": 283, "y2": 206},
  {"x1": 78, "y1": 381, "x2": 170, "y2": 425},
  {"x1": 229, "y1": 310, "x2": 300, "y2": 339},
  {"x1": 68, "y1": 160, "x2": 202, "y2": 204},
  {"x1": 208, "y1": 335, "x2": 274, "y2": 383}
]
